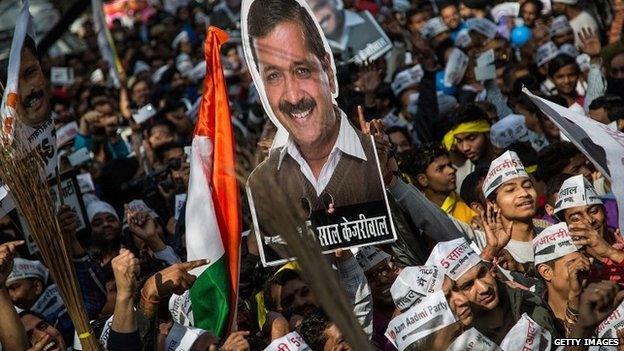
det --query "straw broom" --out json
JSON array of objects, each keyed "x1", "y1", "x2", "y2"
[{"x1": 0, "y1": 129, "x2": 101, "y2": 350}]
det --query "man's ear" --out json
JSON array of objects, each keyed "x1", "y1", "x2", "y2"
[
  {"x1": 34, "y1": 279, "x2": 44, "y2": 295},
  {"x1": 322, "y1": 53, "x2": 337, "y2": 95},
  {"x1": 470, "y1": 203, "x2": 484, "y2": 213},
  {"x1": 537, "y1": 264, "x2": 552, "y2": 282},
  {"x1": 416, "y1": 174, "x2": 428, "y2": 189}
]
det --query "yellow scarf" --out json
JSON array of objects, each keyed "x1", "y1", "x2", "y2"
[
  {"x1": 441, "y1": 192, "x2": 477, "y2": 224},
  {"x1": 442, "y1": 120, "x2": 491, "y2": 151}
]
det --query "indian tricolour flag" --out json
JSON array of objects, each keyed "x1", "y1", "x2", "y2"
[{"x1": 185, "y1": 26, "x2": 241, "y2": 336}]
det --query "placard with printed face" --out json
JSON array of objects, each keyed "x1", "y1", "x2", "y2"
[{"x1": 241, "y1": 0, "x2": 396, "y2": 266}]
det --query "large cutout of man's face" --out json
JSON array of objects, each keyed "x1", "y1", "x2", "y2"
[
  {"x1": 253, "y1": 21, "x2": 336, "y2": 151},
  {"x1": 244, "y1": 0, "x2": 339, "y2": 152},
  {"x1": 18, "y1": 45, "x2": 50, "y2": 127}
]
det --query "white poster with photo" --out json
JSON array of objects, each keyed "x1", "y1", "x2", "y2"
[
  {"x1": 242, "y1": 0, "x2": 396, "y2": 266},
  {"x1": 524, "y1": 88, "x2": 624, "y2": 230}
]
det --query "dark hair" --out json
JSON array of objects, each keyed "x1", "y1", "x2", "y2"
[
  {"x1": 508, "y1": 142, "x2": 538, "y2": 169},
  {"x1": 247, "y1": 0, "x2": 327, "y2": 68},
  {"x1": 545, "y1": 173, "x2": 574, "y2": 205},
  {"x1": 385, "y1": 126, "x2": 412, "y2": 145},
  {"x1": 537, "y1": 141, "x2": 580, "y2": 180},
  {"x1": 153, "y1": 141, "x2": 183, "y2": 163},
  {"x1": 521, "y1": 0, "x2": 544, "y2": 15},
  {"x1": 146, "y1": 118, "x2": 176, "y2": 138},
  {"x1": 448, "y1": 103, "x2": 490, "y2": 129},
  {"x1": 438, "y1": 0, "x2": 459, "y2": 12},
  {"x1": 548, "y1": 54, "x2": 579, "y2": 78},
  {"x1": 510, "y1": 94, "x2": 540, "y2": 115},
  {"x1": 460, "y1": 166, "x2": 488, "y2": 207},
  {"x1": 18, "y1": 310, "x2": 46, "y2": 320},
  {"x1": 589, "y1": 95, "x2": 624, "y2": 122},
  {"x1": 402, "y1": 144, "x2": 447, "y2": 189},
  {"x1": 299, "y1": 308, "x2": 332, "y2": 350}
]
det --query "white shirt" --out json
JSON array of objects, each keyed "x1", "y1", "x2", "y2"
[{"x1": 277, "y1": 110, "x2": 367, "y2": 195}]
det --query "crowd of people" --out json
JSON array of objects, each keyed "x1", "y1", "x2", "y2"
[{"x1": 3, "y1": 0, "x2": 624, "y2": 349}]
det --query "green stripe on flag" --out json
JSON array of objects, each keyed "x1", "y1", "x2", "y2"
[{"x1": 190, "y1": 255, "x2": 230, "y2": 336}]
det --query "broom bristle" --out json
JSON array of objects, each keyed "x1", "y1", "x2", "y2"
[{"x1": 0, "y1": 129, "x2": 102, "y2": 350}]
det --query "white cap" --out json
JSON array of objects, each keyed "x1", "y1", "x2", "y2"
[
  {"x1": 90, "y1": 68, "x2": 104, "y2": 84},
  {"x1": 466, "y1": 18, "x2": 499, "y2": 39},
  {"x1": 391, "y1": 65, "x2": 424, "y2": 96},
  {"x1": 536, "y1": 42, "x2": 559, "y2": 67},
  {"x1": 353, "y1": 246, "x2": 390, "y2": 272},
  {"x1": 596, "y1": 299, "x2": 624, "y2": 338},
  {"x1": 550, "y1": 15, "x2": 573, "y2": 36},
  {"x1": 169, "y1": 291, "x2": 194, "y2": 326},
  {"x1": 554, "y1": 174, "x2": 603, "y2": 215},
  {"x1": 499, "y1": 314, "x2": 552, "y2": 351},
  {"x1": 482, "y1": 151, "x2": 528, "y2": 198},
  {"x1": 152, "y1": 64, "x2": 171, "y2": 84},
  {"x1": 552, "y1": 0, "x2": 578, "y2": 4},
  {"x1": 447, "y1": 327, "x2": 501, "y2": 351},
  {"x1": 390, "y1": 266, "x2": 444, "y2": 312},
  {"x1": 7, "y1": 258, "x2": 49, "y2": 285},
  {"x1": 490, "y1": 2, "x2": 520, "y2": 23},
  {"x1": 455, "y1": 29, "x2": 472, "y2": 48},
  {"x1": 490, "y1": 114, "x2": 530, "y2": 148},
  {"x1": 176, "y1": 53, "x2": 194, "y2": 75},
  {"x1": 264, "y1": 331, "x2": 311, "y2": 351},
  {"x1": 559, "y1": 43, "x2": 580, "y2": 58},
  {"x1": 385, "y1": 291, "x2": 457, "y2": 351},
  {"x1": 172, "y1": 31, "x2": 190, "y2": 50},
  {"x1": 533, "y1": 223, "x2": 579, "y2": 265},
  {"x1": 420, "y1": 17, "x2": 449, "y2": 39},
  {"x1": 443, "y1": 48, "x2": 469, "y2": 87},
  {"x1": 425, "y1": 238, "x2": 481, "y2": 281},
  {"x1": 576, "y1": 53, "x2": 591, "y2": 72},
  {"x1": 165, "y1": 323, "x2": 207, "y2": 351},
  {"x1": 87, "y1": 200, "x2": 118, "y2": 223}
]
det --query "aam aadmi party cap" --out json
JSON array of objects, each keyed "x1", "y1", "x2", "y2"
[
  {"x1": 465, "y1": 18, "x2": 499, "y2": 39},
  {"x1": 7, "y1": 258, "x2": 49, "y2": 285},
  {"x1": 536, "y1": 42, "x2": 559, "y2": 67},
  {"x1": 482, "y1": 151, "x2": 529, "y2": 198},
  {"x1": 264, "y1": 331, "x2": 311, "y2": 351},
  {"x1": 390, "y1": 266, "x2": 444, "y2": 312},
  {"x1": 354, "y1": 246, "x2": 390, "y2": 273},
  {"x1": 550, "y1": 15, "x2": 573, "y2": 36},
  {"x1": 421, "y1": 17, "x2": 449, "y2": 39},
  {"x1": 533, "y1": 222, "x2": 579, "y2": 265},
  {"x1": 391, "y1": 65, "x2": 424, "y2": 96},
  {"x1": 87, "y1": 200, "x2": 119, "y2": 223},
  {"x1": 490, "y1": 2, "x2": 520, "y2": 23},
  {"x1": 596, "y1": 299, "x2": 624, "y2": 338},
  {"x1": 499, "y1": 314, "x2": 552, "y2": 351},
  {"x1": 554, "y1": 174, "x2": 603, "y2": 215},
  {"x1": 559, "y1": 43, "x2": 580, "y2": 58},
  {"x1": 490, "y1": 114, "x2": 530, "y2": 149},
  {"x1": 385, "y1": 291, "x2": 457, "y2": 351},
  {"x1": 169, "y1": 290, "x2": 194, "y2": 326},
  {"x1": 447, "y1": 327, "x2": 501, "y2": 351},
  {"x1": 425, "y1": 238, "x2": 481, "y2": 281},
  {"x1": 165, "y1": 323, "x2": 207, "y2": 351},
  {"x1": 552, "y1": 0, "x2": 578, "y2": 4}
]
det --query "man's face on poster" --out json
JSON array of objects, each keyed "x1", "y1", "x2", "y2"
[
  {"x1": 254, "y1": 21, "x2": 337, "y2": 151},
  {"x1": 18, "y1": 46, "x2": 50, "y2": 127},
  {"x1": 307, "y1": 0, "x2": 343, "y2": 39}
]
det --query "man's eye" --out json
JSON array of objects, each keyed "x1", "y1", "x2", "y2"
[
  {"x1": 295, "y1": 67, "x2": 311, "y2": 77},
  {"x1": 266, "y1": 72, "x2": 280, "y2": 82}
]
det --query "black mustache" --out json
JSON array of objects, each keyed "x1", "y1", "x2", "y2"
[
  {"x1": 279, "y1": 98, "x2": 316, "y2": 117},
  {"x1": 24, "y1": 89, "x2": 44, "y2": 105}
]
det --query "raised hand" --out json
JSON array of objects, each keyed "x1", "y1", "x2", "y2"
[
  {"x1": 0, "y1": 240, "x2": 24, "y2": 287},
  {"x1": 111, "y1": 249, "x2": 140, "y2": 297},
  {"x1": 142, "y1": 259, "x2": 209, "y2": 301},
  {"x1": 221, "y1": 331, "x2": 250, "y2": 351},
  {"x1": 569, "y1": 219, "x2": 617, "y2": 261},
  {"x1": 356, "y1": 60, "x2": 383, "y2": 95},
  {"x1": 480, "y1": 204, "x2": 513, "y2": 260},
  {"x1": 566, "y1": 254, "x2": 590, "y2": 311},
  {"x1": 576, "y1": 281, "x2": 624, "y2": 330},
  {"x1": 579, "y1": 27, "x2": 602, "y2": 57}
]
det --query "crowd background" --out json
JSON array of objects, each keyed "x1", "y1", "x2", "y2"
[{"x1": 3, "y1": 0, "x2": 624, "y2": 350}]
